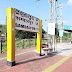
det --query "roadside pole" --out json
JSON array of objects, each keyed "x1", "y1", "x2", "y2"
[
  {"x1": 60, "y1": 36, "x2": 62, "y2": 43},
  {"x1": 71, "y1": 33, "x2": 72, "y2": 43},
  {"x1": 7, "y1": 7, "x2": 15, "y2": 66},
  {"x1": 1, "y1": 40, "x2": 2, "y2": 53},
  {"x1": 60, "y1": 3, "x2": 63, "y2": 43},
  {"x1": 37, "y1": 20, "x2": 42, "y2": 56}
]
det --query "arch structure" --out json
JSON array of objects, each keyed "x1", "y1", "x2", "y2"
[{"x1": 7, "y1": 7, "x2": 42, "y2": 66}]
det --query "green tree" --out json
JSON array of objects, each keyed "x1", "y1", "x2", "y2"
[
  {"x1": 15, "y1": 30, "x2": 35, "y2": 39},
  {"x1": 0, "y1": 24, "x2": 6, "y2": 34},
  {"x1": 15, "y1": 28, "x2": 46, "y2": 39},
  {"x1": 0, "y1": 25, "x2": 2, "y2": 32},
  {"x1": 0, "y1": 24, "x2": 46, "y2": 39}
]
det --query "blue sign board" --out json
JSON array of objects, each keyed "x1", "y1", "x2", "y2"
[
  {"x1": 59, "y1": 30, "x2": 63, "y2": 37},
  {"x1": 58, "y1": 25, "x2": 72, "y2": 31}
]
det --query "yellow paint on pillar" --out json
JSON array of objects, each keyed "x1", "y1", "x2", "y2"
[
  {"x1": 37, "y1": 20, "x2": 42, "y2": 54},
  {"x1": 7, "y1": 7, "x2": 15, "y2": 62}
]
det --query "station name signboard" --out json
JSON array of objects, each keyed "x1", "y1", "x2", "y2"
[{"x1": 15, "y1": 9, "x2": 39, "y2": 33}]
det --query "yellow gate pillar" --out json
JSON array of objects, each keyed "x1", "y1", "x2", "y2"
[
  {"x1": 37, "y1": 20, "x2": 42, "y2": 56},
  {"x1": 7, "y1": 7, "x2": 15, "y2": 66}
]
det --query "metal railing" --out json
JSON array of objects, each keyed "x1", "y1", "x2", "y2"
[{"x1": 0, "y1": 38, "x2": 71, "y2": 54}]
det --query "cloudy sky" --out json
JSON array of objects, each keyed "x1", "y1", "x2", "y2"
[
  {"x1": 0, "y1": 0, "x2": 72, "y2": 31},
  {"x1": 67, "y1": 0, "x2": 72, "y2": 5}
]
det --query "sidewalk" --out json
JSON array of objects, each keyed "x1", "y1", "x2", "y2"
[
  {"x1": 0, "y1": 46, "x2": 65, "y2": 72},
  {"x1": 53, "y1": 56, "x2": 72, "y2": 72},
  {"x1": 43, "y1": 54, "x2": 72, "y2": 72},
  {"x1": 0, "y1": 42, "x2": 72, "y2": 72}
]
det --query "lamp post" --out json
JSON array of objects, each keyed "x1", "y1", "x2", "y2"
[
  {"x1": 35, "y1": 0, "x2": 58, "y2": 52},
  {"x1": 48, "y1": 0, "x2": 58, "y2": 52},
  {"x1": 60, "y1": 3, "x2": 63, "y2": 43},
  {"x1": 35, "y1": 0, "x2": 40, "y2": 2}
]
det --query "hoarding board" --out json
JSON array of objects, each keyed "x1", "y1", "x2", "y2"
[
  {"x1": 15, "y1": 9, "x2": 39, "y2": 33},
  {"x1": 59, "y1": 30, "x2": 63, "y2": 37}
]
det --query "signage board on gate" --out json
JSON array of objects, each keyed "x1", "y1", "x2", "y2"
[{"x1": 15, "y1": 9, "x2": 39, "y2": 33}]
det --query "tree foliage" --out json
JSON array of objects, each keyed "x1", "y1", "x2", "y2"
[
  {"x1": 0, "y1": 24, "x2": 6, "y2": 34},
  {"x1": 0, "y1": 24, "x2": 46, "y2": 39},
  {"x1": 15, "y1": 28, "x2": 46, "y2": 39},
  {"x1": 15, "y1": 30, "x2": 35, "y2": 39}
]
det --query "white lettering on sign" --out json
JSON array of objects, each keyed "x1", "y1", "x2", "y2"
[{"x1": 15, "y1": 9, "x2": 39, "y2": 33}]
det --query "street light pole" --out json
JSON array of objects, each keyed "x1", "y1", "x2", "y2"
[
  {"x1": 60, "y1": 3, "x2": 63, "y2": 43},
  {"x1": 48, "y1": 1, "x2": 51, "y2": 23},
  {"x1": 53, "y1": 0, "x2": 56, "y2": 52},
  {"x1": 35, "y1": 0, "x2": 40, "y2": 2},
  {"x1": 56, "y1": 1, "x2": 58, "y2": 23},
  {"x1": 35, "y1": 0, "x2": 58, "y2": 52}
]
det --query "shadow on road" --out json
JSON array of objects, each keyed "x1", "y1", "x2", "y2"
[{"x1": 16, "y1": 54, "x2": 56, "y2": 66}]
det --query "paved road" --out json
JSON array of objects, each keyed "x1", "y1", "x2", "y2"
[
  {"x1": 56, "y1": 42, "x2": 72, "y2": 56},
  {"x1": 0, "y1": 42, "x2": 72, "y2": 72}
]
